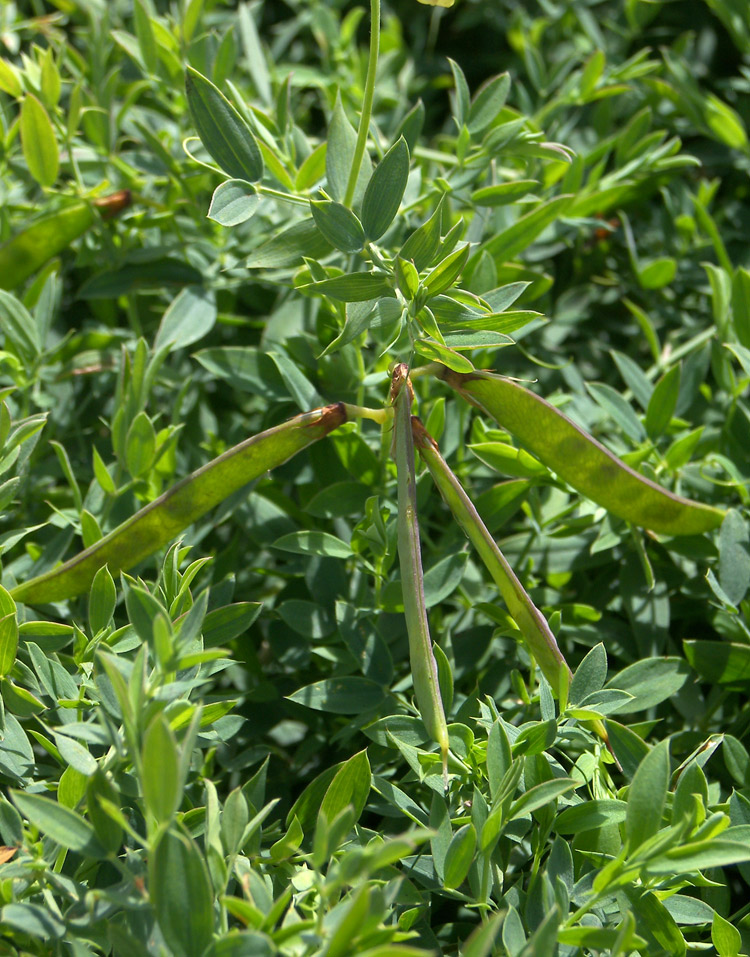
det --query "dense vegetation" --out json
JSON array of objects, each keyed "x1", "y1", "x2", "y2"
[{"x1": 1, "y1": 0, "x2": 750, "y2": 953}]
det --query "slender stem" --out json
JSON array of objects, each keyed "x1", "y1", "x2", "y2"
[
  {"x1": 343, "y1": 0, "x2": 380, "y2": 208},
  {"x1": 342, "y1": 402, "x2": 388, "y2": 423}
]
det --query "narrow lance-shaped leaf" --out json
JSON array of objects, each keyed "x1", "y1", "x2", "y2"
[
  {"x1": 391, "y1": 366, "x2": 450, "y2": 779},
  {"x1": 437, "y1": 367, "x2": 725, "y2": 536},
  {"x1": 11, "y1": 404, "x2": 348, "y2": 605}
]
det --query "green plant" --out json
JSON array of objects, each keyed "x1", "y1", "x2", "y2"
[{"x1": 1, "y1": 0, "x2": 750, "y2": 954}]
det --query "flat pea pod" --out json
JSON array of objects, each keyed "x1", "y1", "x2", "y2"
[
  {"x1": 438, "y1": 367, "x2": 725, "y2": 536},
  {"x1": 413, "y1": 416, "x2": 609, "y2": 745},
  {"x1": 10, "y1": 403, "x2": 347, "y2": 606},
  {"x1": 0, "y1": 191, "x2": 131, "y2": 291},
  {"x1": 391, "y1": 365, "x2": 450, "y2": 779}
]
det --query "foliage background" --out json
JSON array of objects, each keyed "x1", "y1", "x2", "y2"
[{"x1": 1, "y1": 0, "x2": 750, "y2": 954}]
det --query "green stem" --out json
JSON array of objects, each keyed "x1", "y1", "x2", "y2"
[{"x1": 343, "y1": 0, "x2": 380, "y2": 208}]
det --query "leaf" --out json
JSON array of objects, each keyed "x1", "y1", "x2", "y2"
[
  {"x1": 507, "y1": 778, "x2": 575, "y2": 820},
  {"x1": 645, "y1": 364, "x2": 680, "y2": 438},
  {"x1": 554, "y1": 799, "x2": 628, "y2": 834},
  {"x1": 606, "y1": 656, "x2": 690, "y2": 711},
  {"x1": 626, "y1": 738, "x2": 670, "y2": 851},
  {"x1": 288, "y1": 678, "x2": 386, "y2": 714},
  {"x1": 361, "y1": 137, "x2": 410, "y2": 241},
  {"x1": 0, "y1": 289, "x2": 41, "y2": 361},
  {"x1": 142, "y1": 714, "x2": 180, "y2": 824},
  {"x1": 273, "y1": 530, "x2": 352, "y2": 558},
  {"x1": 0, "y1": 586, "x2": 18, "y2": 677},
  {"x1": 149, "y1": 828, "x2": 214, "y2": 957},
  {"x1": 319, "y1": 749, "x2": 371, "y2": 827},
  {"x1": 326, "y1": 92, "x2": 371, "y2": 204},
  {"x1": 414, "y1": 338, "x2": 474, "y2": 373},
  {"x1": 467, "y1": 73, "x2": 511, "y2": 134},
  {"x1": 479, "y1": 195, "x2": 573, "y2": 264},
  {"x1": 246, "y1": 218, "x2": 333, "y2": 268},
  {"x1": 712, "y1": 911, "x2": 742, "y2": 957},
  {"x1": 11, "y1": 406, "x2": 346, "y2": 604},
  {"x1": 443, "y1": 823, "x2": 476, "y2": 889},
  {"x1": 20, "y1": 94, "x2": 59, "y2": 188},
  {"x1": 437, "y1": 368, "x2": 725, "y2": 535},
  {"x1": 207, "y1": 179, "x2": 259, "y2": 227},
  {"x1": 400, "y1": 198, "x2": 444, "y2": 271},
  {"x1": 310, "y1": 200, "x2": 365, "y2": 253},
  {"x1": 0, "y1": 903, "x2": 66, "y2": 941},
  {"x1": 185, "y1": 67, "x2": 263, "y2": 181},
  {"x1": 718, "y1": 509, "x2": 750, "y2": 606},
  {"x1": 11, "y1": 790, "x2": 106, "y2": 858},
  {"x1": 569, "y1": 643, "x2": 607, "y2": 705},
  {"x1": 683, "y1": 640, "x2": 750, "y2": 686},
  {"x1": 299, "y1": 273, "x2": 392, "y2": 302},
  {"x1": 154, "y1": 286, "x2": 217, "y2": 353},
  {"x1": 471, "y1": 180, "x2": 539, "y2": 207},
  {"x1": 125, "y1": 411, "x2": 156, "y2": 478}
]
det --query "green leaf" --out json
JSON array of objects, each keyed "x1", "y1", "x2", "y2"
[
  {"x1": 443, "y1": 823, "x2": 476, "y2": 889},
  {"x1": 0, "y1": 903, "x2": 66, "y2": 941},
  {"x1": 142, "y1": 714, "x2": 180, "y2": 824},
  {"x1": 626, "y1": 738, "x2": 670, "y2": 851},
  {"x1": 154, "y1": 286, "x2": 217, "y2": 353},
  {"x1": 554, "y1": 798, "x2": 627, "y2": 834},
  {"x1": 11, "y1": 790, "x2": 106, "y2": 858},
  {"x1": 273, "y1": 529, "x2": 352, "y2": 558},
  {"x1": 623, "y1": 889, "x2": 686, "y2": 957},
  {"x1": 149, "y1": 828, "x2": 214, "y2": 957},
  {"x1": 310, "y1": 200, "x2": 365, "y2": 253},
  {"x1": 645, "y1": 364, "x2": 680, "y2": 438},
  {"x1": 134, "y1": 0, "x2": 158, "y2": 73},
  {"x1": 185, "y1": 66, "x2": 263, "y2": 181},
  {"x1": 207, "y1": 179, "x2": 259, "y2": 227},
  {"x1": 288, "y1": 677, "x2": 386, "y2": 714},
  {"x1": 326, "y1": 92, "x2": 371, "y2": 204},
  {"x1": 0, "y1": 586, "x2": 18, "y2": 677},
  {"x1": 712, "y1": 911, "x2": 741, "y2": 957},
  {"x1": 361, "y1": 137, "x2": 410, "y2": 241},
  {"x1": 0, "y1": 289, "x2": 41, "y2": 361},
  {"x1": 414, "y1": 338, "x2": 474, "y2": 373},
  {"x1": 471, "y1": 180, "x2": 539, "y2": 207},
  {"x1": 718, "y1": 509, "x2": 750, "y2": 606},
  {"x1": 638, "y1": 257, "x2": 677, "y2": 289},
  {"x1": 319, "y1": 749, "x2": 371, "y2": 828},
  {"x1": 437, "y1": 368, "x2": 725, "y2": 535},
  {"x1": 683, "y1": 640, "x2": 750, "y2": 686},
  {"x1": 246, "y1": 218, "x2": 333, "y2": 268},
  {"x1": 646, "y1": 839, "x2": 750, "y2": 874},
  {"x1": 732, "y1": 266, "x2": 750, "y2": 347},
  {"x1": 400, "y1": 198, "x2": 444, "y2": 271},
  {"x1": 20, "y1": 94, "x2": 59, "y2": 188},
  {"x1": 125, "y1": 411, "x2": 156, "y2": 478},
  {"x1": 467, "y1": 73, "x2": 511, "y2": 134},
  {"x1": 479, "y1": 195, "x2": 572, "y2": 264},
  {"x1": 569, "y1": 643, "x2": 607, "y2": 705},
  {"x1": 507, "y1": 778, "x2": 575, "y2": 820},
  {"x1": 424, "y1": 244, "x2": 470, "y2": 297},
  {"x1": 299, "y1": 273, "x2": 392, "y2": 302}
]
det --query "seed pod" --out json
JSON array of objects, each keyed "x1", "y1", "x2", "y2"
[
  {"x1": 437, "y1": 367, "x2": 724, "y2": 536},
  {"x1": 391, "y1": 365, "x2": 450, "y2": 779},
  {"x1": 11, "y1": 403, "x2": 347, "y2": 605},
  {"x1": 0, "y1": 191, "x2": 132, "y2": 290}
]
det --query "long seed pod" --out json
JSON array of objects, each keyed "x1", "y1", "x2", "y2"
[
  {"x1": 437, "y1": 367, "x2": 724, "y2": 536},
  {"x1": 391, "y1": 365, "x2": 450, "y2": 778},
  {"x1": 412, "y1": 417, "x2": 568, "y2": 685},
  {"x1": 413, "y1": 417, "x2": 609, "y2": 743},
  {"x1": 0, "y1": 192, "x2": 132, "y2": 291},
  {"x1": 11, "y1": 404, "x2": 347, "y2": 605}
]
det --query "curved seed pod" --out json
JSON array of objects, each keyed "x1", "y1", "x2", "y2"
[
  {"x1": 412, "y1": 417, "x2": 608, "y2": 744},
  {"x1": 391, "y1": 365, "x2": 450, "y2": 779},
  {"x1": 412, "y1": 417, "x2": 568, "y2": 686},
  {"x1": 437, "y1": 367, "x2": 724, "y2": 536},
  {"x1": 11, "y1": 404, "x2": 347, "y2": 606},
  {"x1": 0, "y1": 192, "x2": 132, "y2": 291}
]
